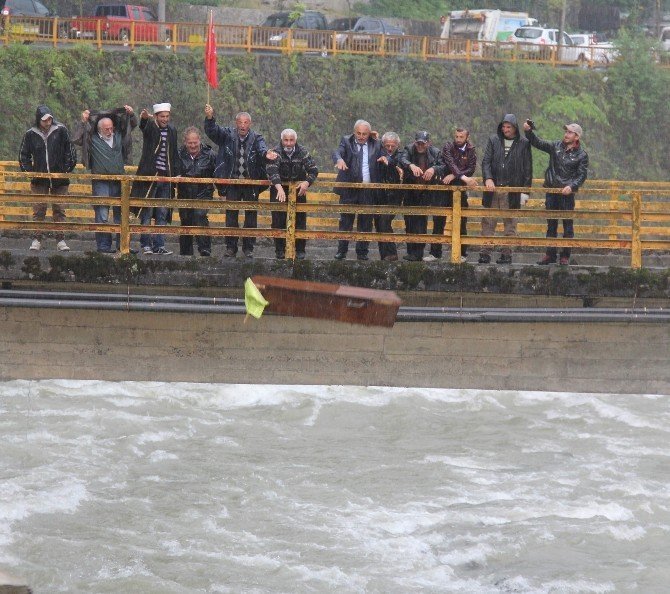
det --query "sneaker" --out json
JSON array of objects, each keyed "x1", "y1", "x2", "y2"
[
  {"x1": 56, "y1": 240, "x2": 70, "y2": 252},
  {"x1": 153, "y1": 247, "x2": 173, "y2": 255},
  {"x1": 459, "y1": 256, "x2": 467, "y2": 263},
  {"x1": 29, "y1": 239, "x2": 41, "y2": 251},
  {"x1": 199, "y1": 250, "x2": 211, "y2": 257},
  {"x1": 382, "y1": 254, "x2": 398, "y2": 262},
  {"x1": 478, "y1": 253, "x2": 491, "y2": 264},
  {"x1": 142, "y1": 246, "x2": 153, "y2": 255},
  {"x1": 403, "y1": 254, "x2": 420, "y2": 262},
  {"x1": 559, "y1": 256, "x2": 570, "y2": 266},
  {"x1": 496, "y1": 253, "x2": 512, "y2": 264},
  {"x1": 334, "y1": 252, "x2": 346, "y2": 260},
  {"x1": 296, "y1": 252, "x2": 306, "y2": 260},
  {"x1": 537, "y1": 255, "x2": 556, "y2": 265},
  {"x1": 357, "y1": 254, "x2": 369, "y2": 261},
  {"x1": 422, "y1": 254, "x2": 438, "y2": 262},
  {"x1": 224, "y1": 248, "x2": 236, "y2": 258},
  {"x1": 243, "y1": 250, "x2": 253, "y2": 258}
]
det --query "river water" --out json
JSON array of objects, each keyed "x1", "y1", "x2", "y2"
[{"x1": 1, "y1": 380, "x2": 668, "y2": 593}]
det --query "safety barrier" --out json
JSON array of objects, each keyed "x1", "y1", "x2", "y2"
[
  {"x1": 1, "y1": 162, "x2": 669, "y2": 268},
  {"x1": 2, "y1": 14, "x2": 663, "y2": 69}
]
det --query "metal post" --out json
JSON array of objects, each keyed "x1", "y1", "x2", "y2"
[
  {"x1": 450, "y1": 188, "x2": 463, "y2": 264},
  {"x1": 120, "y1": 179, "x2": 131, "y2": 254},
  {"x1": 631, "y1": 191, "x2": 642, "y2": 269},
  {"x1": 286, "y1": 182, "x2": 297, "y2": 260}
]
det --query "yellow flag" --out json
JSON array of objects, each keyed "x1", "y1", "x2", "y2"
[{"x1": 244, "y1": 278, "x2": 269, "y2": 319}]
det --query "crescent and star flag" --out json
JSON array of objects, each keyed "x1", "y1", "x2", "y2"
[{"x1": 205, "y1": 12, "x2": 218, "y2": 89}]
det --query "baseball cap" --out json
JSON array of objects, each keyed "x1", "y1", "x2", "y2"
[
  {"x1": 415, "y1": 131, "x2": 431, "y2": 143},
  {"x1": 563, "y1": 123, "x2": 583, "y2": 137},
  {"x1": 40, "y1": 113, "x2": 53, "y2": 121}
]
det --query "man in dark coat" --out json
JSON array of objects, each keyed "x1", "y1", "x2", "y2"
[
  {"x1": 176, "y1": 126, "x2": 216, "y2": 257},
  {"x1": 374, "y1": 131, "x2": 403, "y2": 261},
  {"x1": 266, "y1": 128, "x2": 319, "y2": 260},
  {"x1": 203, "y1": 105, "x2": 277, "y2": 258},
  {"x1": 479, "y1": 113, "x2": 532, "y2": 264},
  {"x1": 332, "y1": 119, "x2": 382, "y2": 261},
  {"x1": 398, "y1": 131, "x2": 445, "y2": 262},
  {"x1": 131, "y1": 102, "x2": 180, "y2": 255},
  {"x1": 524, "y1": 120, "x2": 589, "y2": 266},
  {"x1": 440, "y1": 127, "x2": 478, "y2": 263},
  {"x1": 18, "y1": 105, "x2": 77, "y2": 252},
  {"x1": 72, "y1": 105, "x2": 137, "y2": 253}
]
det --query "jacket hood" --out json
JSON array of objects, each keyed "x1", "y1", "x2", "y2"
[
  {"x1": 34, "y1": 105, "x2": 55, "y2": 127},
  {"x1": 497, "y1": 114, "x2": 519, "y2": 138}
]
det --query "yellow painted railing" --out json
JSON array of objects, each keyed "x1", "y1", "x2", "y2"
[
  {"x1": 3, "y1": 15, "x2": 668, "y2": 68},
  {"x1": 1, "y1": 163, "x2": 669, "y2": 268}
]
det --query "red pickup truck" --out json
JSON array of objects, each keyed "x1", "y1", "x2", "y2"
[{"x1": 68, "y1": 4, "x2": 173, "y2": 43}]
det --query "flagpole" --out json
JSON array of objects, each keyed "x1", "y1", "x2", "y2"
[{"x1": 207, "y1": 10, "x2": 212, "y2": 104}]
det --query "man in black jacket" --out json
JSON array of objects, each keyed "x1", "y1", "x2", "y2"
[
  {"x1": 524, "y1": 121, "x2": 589, "y2": 266},
  {"x1": 479, "y1": 114, "x2": 532, "y2": 265},
  {"x1": 176, "y1": 126, "x2": 216, "y2": 257},
  {"x1": 375, "y1": 131, "x2": 403, "y2": 261},
  {"x1": 131, "y1": 102, "x2": 180, "y2": 255},
  {"x1": 18, "y1": 105, "x2": 77, "y2": 252},
  {"x1": 204, "y1": 105, "x2": 277, "y2": 258},
  {"x1": 332, "y1": 119, "x2": 381, "y2": 261},
  {"x1": 266, "y1": 128, "x2": 318, "y2": 260},
  {"x1": 399, "y1": 131, "x2": 445, "y2": 262}
]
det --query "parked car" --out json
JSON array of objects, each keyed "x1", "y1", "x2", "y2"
[
  {"x1": 1, "y1": 0, "x2": 56, "y2": 38},
  {"x1": 67, "y1": 4, "x2": 172, "y2": 43},
  {"x1": 335, "y1": 17, "x2": 404, "y2": 52},
  {"x1": 328, "y1": 17, "x2": 358, "y2": 32},
  {"x1": 509, "y1": 26, "x2": 578, "y2": 61},
  {"x1": 261, "y1": 10, "x2": 328, "y2": 48},
  {"x1": 569, "y1": 32, "x2": 616, "y2": 64}
]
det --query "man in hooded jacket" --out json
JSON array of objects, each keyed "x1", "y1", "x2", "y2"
[
  {"x1": 18, "y1": 105, "x2": 77, "y2": 252},
  {"x1": 479, "y1": 114, "x2": 532, "y2": 264}
]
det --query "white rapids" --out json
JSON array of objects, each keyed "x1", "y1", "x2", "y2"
[{"x1": 1, "y1": 380, "x2": 669, "y2": 593}]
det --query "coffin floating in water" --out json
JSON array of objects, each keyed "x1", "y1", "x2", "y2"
[{"x1": 251, "y1": 275, "x2": 402, "y2": 327}]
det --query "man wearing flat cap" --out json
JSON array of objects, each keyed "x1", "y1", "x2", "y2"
[
  {"x1": 524, "y1": 120, "x2": 589, "y2": 266},
  {"x1": 131, "y1": 102, "x2": 180, "y2": 255}
]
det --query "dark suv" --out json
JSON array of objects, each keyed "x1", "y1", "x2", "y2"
[
  {"x1": 258, "y1": 10, "x2": 329, "y2": 50},
  {"x1": 335, "y1": 17, "x2": 404, "y2": 51},
  {"x1": 1, "y1": 0, "x2": 56, "y2": 38}
]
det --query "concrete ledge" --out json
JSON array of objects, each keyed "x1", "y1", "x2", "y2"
[{"x1": 1, "y1": 306, "x2": 667, "y2": 394}]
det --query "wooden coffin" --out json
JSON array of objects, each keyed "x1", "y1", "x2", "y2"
[{"x1": 251, "y1": 275, "x2": 402, "y2": 327}]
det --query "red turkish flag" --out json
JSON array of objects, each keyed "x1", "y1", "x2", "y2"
[{"x1": 205, "y1": 13, "x2": 218, "y2": 89}]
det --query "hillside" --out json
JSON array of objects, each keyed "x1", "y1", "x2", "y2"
[{"x1": 1, "y1": 42, "x2": 668, "y2": 180}]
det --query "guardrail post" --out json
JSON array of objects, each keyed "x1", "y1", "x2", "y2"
[
  {"x1": 631, "y1": 191, "x2": 642, "y2": 269},
  {"x1": 171, "y1": 23, "x2": 177, "y2": 53},
  {"x1": 96, "y1": 19, "x2": 102, "y2": 51},
  {"x1": 52, "y1": 17, "x2": 58, "y2": 47},
  {"x1": 421, "y1": 35, "x2": 427, "y2": 60},
  {"x1": 450, "y1": 188, "x2": 463, "y2": 264},
  {"x1": 120, "y1": 179, "x2": 131, "y2": 254},
  {"x1": 286, "y1": 182, "x2": 297, "y2": 260},
  {"x1": 465, "y1": 39, "x2": 471, "y2": 62},
  {"x1": 130, "y1": 21, "x2": 135, "y2": 49},
  {"x1": 246, "y1": 25, "x2": 252, "y2": 52}
]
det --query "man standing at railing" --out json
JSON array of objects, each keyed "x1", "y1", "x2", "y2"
[
  {"x1": 375, "y1": 131, "x2": 403, "y2": 262},
  {"x1": 266, "y1": 128, "x2": 319, "y2": 260},
  {"x1": 204, "y1": 105, "x2": 277, "y2": 259},
  {"x1": 440, "y1": 127, "x2": 478, "y2": 263},
  {"x1": 524, "y1": 121, "x2": 589, "y2": 266},
  {"x1": 19, "y1": 105, "x2": 77, "y2": 252},
  {"x1": 131, "y1": 103, "x2": 180, "y2": 255},
  {"x1": 332, "y1": 119, "x2": 381, "y2": 261},
  {"x1": 398, "y1": 131, "x2": 445, "y2": 262},
  {"x1": 479, "y1": 113, "x2": 532, "y2": 265},
  {"x1": 73, "y1": 106, "x2": 137, "y2": 254}
]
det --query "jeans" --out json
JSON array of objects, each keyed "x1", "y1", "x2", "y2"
[
  {"x1": 140, "y1": 182, "x2": 170, "y2": 251},
  {"x1": 545, "y1": 192, "x2": 575, "y2": 259},
  {"x1": 92, "y1": 180, "x2": 121, "y2": 252}
]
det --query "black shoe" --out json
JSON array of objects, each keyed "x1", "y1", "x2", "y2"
[
  {"x1": 296, "y1": 252, "x2": 306, "y2": 260},
  {"x1": 128, "y1": 248, "x2": 138, "y2": 255},
  {"x1": 478, "y1": 253, "x2": 491, "y2": 264},
  {"x1": 357, "y1": 254, "x2": 369, "y2": 261},
  {"x1": 243, "y1": 250, "x2": 253, "y2": 258},
  {"x1": 276, "y1": 251, "x2": 285, "y2": 260},
  {"x1": 403, "y1": 254, "x2": 420, "y2": 262},
  {"x1": 224, "y1": 248, "x2": 236, "y2": 258},
  {"x1": 496, "y1": 254, "x2": 512, "y2": 264},
  {"x1": 200, "y1": 250, "x2": 211, "y2": 257},
  {"x1": 334, "y1": 252, "x2": 346, "y2": 260},
  {"x1": 97, "y1": 248, "x2": 116, "y2": 254}
]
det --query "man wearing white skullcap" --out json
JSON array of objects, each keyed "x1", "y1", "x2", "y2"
[{"x1": 131, "y1": 102, "x2": 180, "y2": 255}]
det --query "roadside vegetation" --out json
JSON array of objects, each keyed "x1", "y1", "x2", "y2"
[{"x1": 0, "y1": 36, "x2": 668, "y2": 180}]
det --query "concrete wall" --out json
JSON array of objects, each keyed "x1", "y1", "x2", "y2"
[{"x1": 1, "y1": 306, "x2": 668, "y2": 394}]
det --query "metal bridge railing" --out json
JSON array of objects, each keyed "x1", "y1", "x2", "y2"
[
  {"x1": 3, "y1": 15, "x2": 666, "y2": 69},
  {"x1": 1, "y1": 163, "x2": 669, "y2": 268}
]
